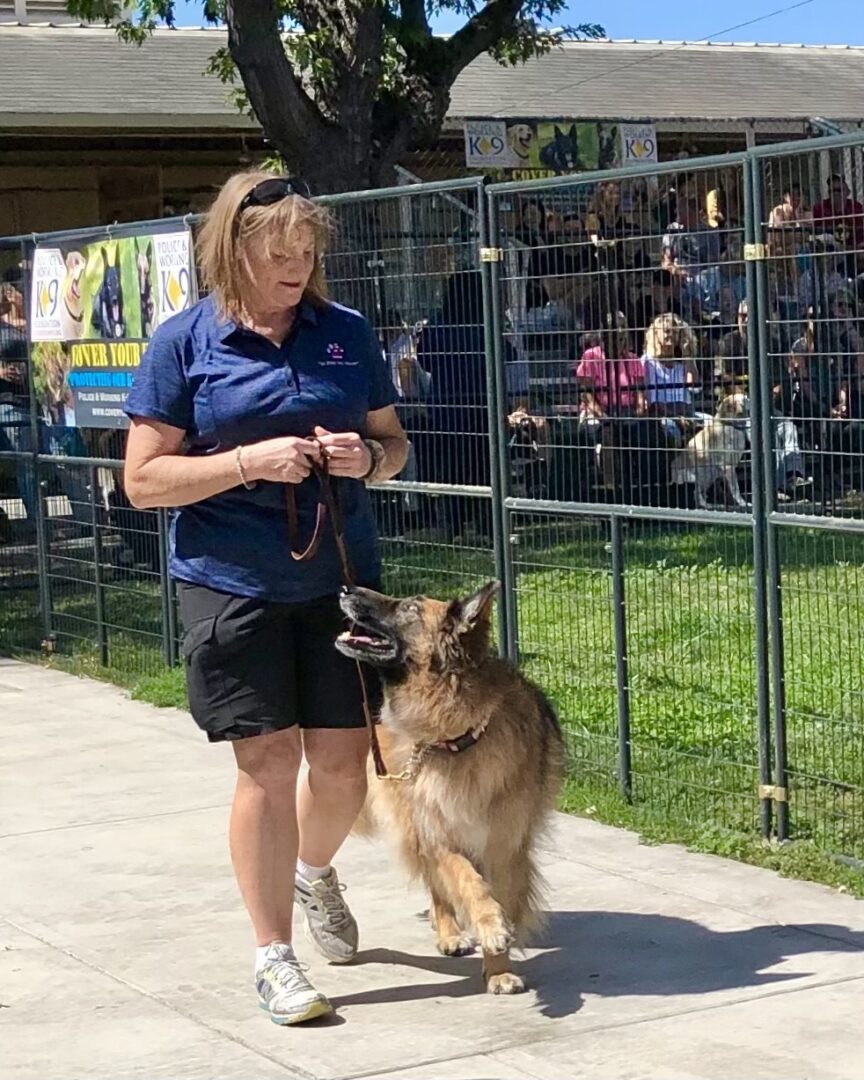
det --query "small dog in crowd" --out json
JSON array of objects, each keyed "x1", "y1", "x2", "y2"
[
  {"x1": 670, "y1": 391, "x2": 750, "y2": 509},
  {"x1": 338, "y1": 582, "x2": 564, "y2": 995}
]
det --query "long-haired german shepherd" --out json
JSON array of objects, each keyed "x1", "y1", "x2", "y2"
[{"x1": 337, "y1": 582, "x2": 564, "y2": 994}]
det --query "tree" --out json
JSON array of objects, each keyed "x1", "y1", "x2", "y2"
[{"x1": 66, "y1": 0, "x2": 603, "y2": 194}]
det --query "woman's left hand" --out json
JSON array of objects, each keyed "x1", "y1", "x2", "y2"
[{"x1": 313, "y1": 426, "x2": 372, "y2": 479}]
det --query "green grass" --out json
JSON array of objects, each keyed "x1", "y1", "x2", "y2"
[{"x1": 2, "y1": 519, "x2": 863, "y2": 892}]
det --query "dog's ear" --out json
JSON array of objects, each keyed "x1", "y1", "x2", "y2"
[{"x1": 448, "y1": 581, "x2": 500, "y2": 635}]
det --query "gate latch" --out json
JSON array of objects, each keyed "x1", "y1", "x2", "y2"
[
  {"x1": 480, "y1": 247, "x2": 503, "y2": 263},
  {"x1": 758, "y1": 784, "x2": 788, "y2": 802},
  {"x1": 744, "y1": 243, "x2": 767, "y2": 262}
]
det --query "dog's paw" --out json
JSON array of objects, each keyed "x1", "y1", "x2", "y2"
[
  {"x1": 477, "y1": 918, "x2": 514, "y2": 956},
  {"x1": 486, "y1": 972, "x2": 526, "y2": 995},
  {"x1": 437, "y1": 933, "x2": 476, "y2": 957}
]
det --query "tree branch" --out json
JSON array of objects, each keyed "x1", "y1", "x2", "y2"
[
  {"x1": 398, "y1": 0, "x2": 431, "y2": 39},
  {"x1": 442, "y1": 0, "x2": 525, "y2": 77},
  {"x1": 225, "y1": 0, "x2": 328, "y2": 163}
]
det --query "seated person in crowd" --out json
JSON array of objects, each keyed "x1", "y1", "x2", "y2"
[
  {"x1": 516, "y1": 199, "x2": 551, "y2": 311},
  {"x1": 716, "y1": 299, "x2": 751, "y2": 385},
  {"x1": 575, "y1": 314, "x2": 645, "y2": 425},
  {"x1": 788, "y1": 294, "x2": 863, "y2": 497},
  {"x1": 812, "y1": 173, "x2": 859, "y2": 272},
  {"x1": 798, "y1": 234, "x2": 850, "y2": 313},
  {"x1": 706, "y1": 168, "x2": 742, "y2": 231},
  {"x1": 769, "y1": 184, "x2": 811, "y2": 230},
  {"x1": 642, "y1": 313, "x2": 704, "y2": 443},
  {"x1": 660, "y1": 185, "x2": 722, "y2": 323},
  {"x1": 626, "y1": 268, "x2": 685, "y2": 334}
]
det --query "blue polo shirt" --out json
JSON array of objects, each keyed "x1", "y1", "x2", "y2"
[{"x1": 124, "y1": 294, "x2": 396, "y2": 602}]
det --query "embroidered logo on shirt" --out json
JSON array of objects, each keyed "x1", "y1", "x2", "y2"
[{"x1": 319, "y1": 341, "x2": 360, "y2": 367}]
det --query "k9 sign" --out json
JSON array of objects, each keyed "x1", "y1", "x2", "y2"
[
  {"x1": 464, "y1": 120, "x2": 518, "y2": 168},
  {"x1": 620, "y1": 123, "x2": 658, "y2": 164}
]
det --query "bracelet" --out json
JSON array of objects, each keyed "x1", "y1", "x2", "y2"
[
  {"x1": 235, "y1": 445, "x2": 256, "y2": 490},
  {"x1": 361, "y1": 438, "x2": 386, "y2": 482}
]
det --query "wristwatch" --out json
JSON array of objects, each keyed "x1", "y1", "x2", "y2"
[{"x1": 361, "y1": 438, "x2": 386, "y2": 482}]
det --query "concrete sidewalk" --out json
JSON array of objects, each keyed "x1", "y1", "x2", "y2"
[{"x1": 2, "y1": 657, "x2": 864, "y2": 1080}]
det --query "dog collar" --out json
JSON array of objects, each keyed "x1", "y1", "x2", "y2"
[
  {"x1": 384, "y1": 719, "x2": 491, "y2": 782},
  {"x1": 431, "y1": 719, "x2": 490, "y2": 755}
]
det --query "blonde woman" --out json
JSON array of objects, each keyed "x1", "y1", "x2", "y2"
[
  {"x1": 123, "y1": 173, "x2": 408, "y2": 1024},
  {"x1": 642, "y1": 313, "x2": 704, "y2": 441}
]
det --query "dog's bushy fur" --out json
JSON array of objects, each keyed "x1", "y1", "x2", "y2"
[{"x1": 338, "y1": 583, "x2": 564, "y2": 994}]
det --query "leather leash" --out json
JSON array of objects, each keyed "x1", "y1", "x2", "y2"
[
  {"x1": 285, "y1": 445, "x2": 392, "y2": 779},
  {"x1": 284, "y1": 441, "x2": 488, "y2": 782}
]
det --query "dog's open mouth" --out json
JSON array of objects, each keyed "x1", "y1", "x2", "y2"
[{"x1": 335, "y1": 627, "x2": 399, "y2": 664}]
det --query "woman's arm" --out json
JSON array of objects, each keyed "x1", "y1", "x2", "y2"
[
  {"x1": 366, "y1": 405, "x2": 409, "y2": 480},
  {"x1": 124, "y1": 418, "x2": 321, "y2": 509}
]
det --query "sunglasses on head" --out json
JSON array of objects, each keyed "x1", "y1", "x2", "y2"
[{"x1": 237, "y1": 177, "x2": 311, "y2": 215}]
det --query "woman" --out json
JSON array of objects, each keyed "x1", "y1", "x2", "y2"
[
  {"x1": 642, "y1": 313, "x2": 703, "y2": 443},
  {"x1": 123, "y1": 172, "x2": 408, "y2": 1025},
  {"x1": 575, "y1": 313, "x2": 645, "y2": 492},
  {"x1": 575, "y1": 314, "x2": 645, "y2": 424}
]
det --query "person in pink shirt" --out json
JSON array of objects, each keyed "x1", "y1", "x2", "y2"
[{"x1": 575, "y1": 314, "x2": 645, "y2": 422}]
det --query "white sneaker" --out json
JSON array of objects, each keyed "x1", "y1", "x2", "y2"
[
  {"x1": 294, "y1": 867, "x2": 359, "y2": 964},
  {"x1": 255, "y1": 943, "x2": 333, "y2": 1025}
]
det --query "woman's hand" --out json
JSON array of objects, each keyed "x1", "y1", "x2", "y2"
[
  {"x1": 313, "y1": 426, "x2": 372, "y2": 479},
  {"x1": 242, "y1": 436, "x2": 321, "y2": 484}
]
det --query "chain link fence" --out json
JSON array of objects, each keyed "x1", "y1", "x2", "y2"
[{"x1": 2, "y1": 136, "x2": 864, "y2": 862}]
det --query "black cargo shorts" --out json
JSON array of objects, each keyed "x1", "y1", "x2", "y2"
[{"x1": 177, "y1": 581, "x2": 379, "y2": 743}]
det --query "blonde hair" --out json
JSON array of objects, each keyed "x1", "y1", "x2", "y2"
[
  {"x1": 644, "y1": 313, "x2": 695, "y2": 360},
  {"x1": 197, "y1": 171, "x2": 331, "y2": 320}
]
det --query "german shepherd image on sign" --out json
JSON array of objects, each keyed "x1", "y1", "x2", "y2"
[{"x1": 337, "y1": 582, "x2": 564, "y2": 994}]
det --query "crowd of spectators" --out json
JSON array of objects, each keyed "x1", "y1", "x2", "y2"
[{"x1": 385, "y1": 166, "x2": 864, "y2": 531}]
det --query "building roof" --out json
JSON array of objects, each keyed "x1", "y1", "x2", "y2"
[
  {"x1": 1, "y1": 26, "x2": 864, "y2": 129},
  {"x1": 0, "y1": 25, "x2": 254, "y2": 129},
  {"x1": 450, "y1": 39, "x2": 864, "y2": 122}
]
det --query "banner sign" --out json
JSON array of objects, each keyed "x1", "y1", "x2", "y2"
[
  {"x1": 619, "y1": 122, "x2": 658, "y2": 164},
  {"x1": 29, "y1": 230, "x2": 193, "y2": 429},
  {"x1": 464, "y1": 120, "x2": 518, "y2": 168},
  {"x1": 464, "y1": 119, "x2": 623, "y2": 178}
]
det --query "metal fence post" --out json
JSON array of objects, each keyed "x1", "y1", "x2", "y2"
[
  {"x1": 89, "y1": 465, "x2": 109, "y2": 666},
  {"x1": 743, "y1": 156, "x2": 775, "y2": 840},
  {"x1": 749, "y1": 155, "x2": 790, "y2": 841},
  {"x1": 157, "y1": 508, "x2": 174, "y2": 667},
  {"x1": 485, "y1": 192, "x2": 519, "y2": 663},
  {"x1": 17, "y1": 239, "x2": 53, "y2": 649},
  {"x1": 609, "y1": 514, "x2": 633, "y2": 802}
]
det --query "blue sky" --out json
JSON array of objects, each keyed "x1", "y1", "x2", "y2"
[{"x1": 168, "y1": 0, "x2": 863, "y2": 46}]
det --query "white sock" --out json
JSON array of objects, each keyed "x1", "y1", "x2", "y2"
[
  {"x1": 256, "y1": 940, "x2": 295, "y2": 973},
  {"x1": 296, "y1": 858, "x2": 330, "y2": 882}
]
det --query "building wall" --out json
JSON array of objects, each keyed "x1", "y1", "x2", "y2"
[{"x1": 0, "y1": 133, "x2": 265, "y2": 236}]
